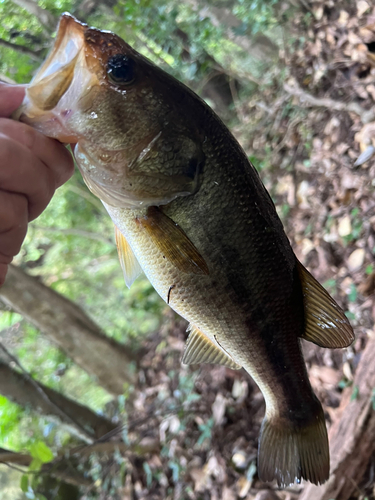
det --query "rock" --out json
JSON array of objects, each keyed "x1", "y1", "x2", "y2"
[
  {"x1": 347, "y1": 248, "x2": 365, "y2": 271},
  {"x1": 254, "y1": 490, "x2": 280, "y2": 500}
]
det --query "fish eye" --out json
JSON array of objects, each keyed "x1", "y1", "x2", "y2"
[{"x1": 107, "y1": 55, "x2": 135, "y2": 85}]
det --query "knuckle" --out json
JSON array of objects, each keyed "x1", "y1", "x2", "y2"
[
  {"x1": 0, "y1": 133, "x2": 16, "y2": 164},
  {"x1": 20, "y1": 123, "x2": 37, "y2": 151},
  {"x1": 0, "y1": 119, "x2": 37, "y2": 151},
  {"x1": 28, "y1": 183, "x2": 55, "y2": 222},
  {"x1": 0, "y1": 192, "x2": 28, "y2": 233},
  {"x1": 54, "y1": 144, "x2": 75, "y2": 186}
]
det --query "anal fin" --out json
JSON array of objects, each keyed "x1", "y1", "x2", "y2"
[
  {"x1": 182, "y1": 325, "x2": 241, "y2": 370},
  {"x1": 297, "y1": 260, "x2": 354, "y2": 348},
  {"x1": 115, "y1": 226, "x2": 143, "y2": 288}
]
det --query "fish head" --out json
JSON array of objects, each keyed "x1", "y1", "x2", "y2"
[{"x1": 18, "y1": 13, "x2": 204, "y2": 208}]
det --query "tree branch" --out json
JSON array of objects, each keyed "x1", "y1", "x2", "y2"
[
  {"x1": 0, "y1": 344, "x2": 96, "y2": 443},
  {"x1": 0, "y1": 358, "x2": 117, "y2": 442},
  {"x1": 0, "y1": 436, "x2": 159, "y2": 486},
  {"x1": 10, "y1": 0, "x2": 57, "y2": 32},
  {"x1": 32, "y1": 225, "x2": 113, "y2": 245},
  {"x1": 0, "y1": 265, "x2": 138, "y2": 394},
  {"x1": 0, "y1": 37, "x2": 43, "y2": 61},
  {"x1": 0, "y1": 448, "x2": 92, "y2": 487},
  {"x1": 0, "y1": 74, "x2": 16, "y2": 84},
  {"x1": 284, "y1": 82, "x2": 375, "y2": 124}
]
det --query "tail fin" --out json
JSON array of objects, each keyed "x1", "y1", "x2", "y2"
[{"x1": 257, "y1": 410, "x2": 329, "y2": 487}]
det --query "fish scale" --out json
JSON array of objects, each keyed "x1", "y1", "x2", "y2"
[
  {"x1": 106, "y1": 133, "x2": 316, "y2": 418},
  {"x1": 16, "y1": 13, "x2": 354, "y2": 487}
]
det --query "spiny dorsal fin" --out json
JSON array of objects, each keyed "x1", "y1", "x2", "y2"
[
  {"x1": 182, "y1": 324, "x2": 241, "y2": 370},
  {"x1": 136, "y1": 207, "x2": 209, "y2": 276},
  {"x1": 114, "y1": 225, "x2": 143, "y2": 288},
  {"x1": 297, "y1": 260, "x2": 354, "y2": 348}
]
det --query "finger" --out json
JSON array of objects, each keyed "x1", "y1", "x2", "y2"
[
  {"x1": 0, "y1": 190, "x2": 28, "y2": 262},
  {"x1": 0, "y1": 263, "x2": 9, "y2": 287},
  {"x1": 0, "y1": 83, "x2": 26, "y2": 118},
  {"x1": 0, "y1": 119, "x2": 74, "y2": 188},
  {"x1": 0, "y1": 135, "x2": 57, "y2": 221}
]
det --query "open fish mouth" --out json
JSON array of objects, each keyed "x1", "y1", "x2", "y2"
[
  {"x1": 19, "y1": 12, "x2": 135, "y2": 122},
  {"x1": 14, "y1": 14, "x2": 98, "y2": 143},
  {"x1": 27, "y1": 14, "x2": 86, "y2": 111}
]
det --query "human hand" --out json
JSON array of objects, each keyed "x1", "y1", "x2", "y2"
[{"x1": 0, "y1": 82, "x2": 74, "y2": 285}]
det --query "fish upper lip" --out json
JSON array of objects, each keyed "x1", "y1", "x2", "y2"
[{"x1": 33, "y1": 14, "x2": 86, "y2": 84}]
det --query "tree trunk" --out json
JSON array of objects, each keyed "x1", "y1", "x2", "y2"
[
  {"x1": 0, "y1": 361, "x2": 117, "y2": 442},
  {"x1": 300, "y1": 335, "x2": 375, "y2": 500},
  {"x1": 0, "y1": 265, "x2": 137, "y2": 395}
]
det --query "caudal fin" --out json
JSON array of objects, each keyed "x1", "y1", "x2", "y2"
[{"x1": 257, "y1": 410, "x2": 329, "y2": 487}]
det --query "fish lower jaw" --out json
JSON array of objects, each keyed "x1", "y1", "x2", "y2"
[{"x1": 20, "y1": 108, "x2": 79, "y2": 143}]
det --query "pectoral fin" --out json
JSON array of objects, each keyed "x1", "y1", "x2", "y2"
[
  {"x1": 297, "y1": 260, "x2": 354, "y2": 348},
  {"x1": 137, "y1": 207, "x2": 209, "y2": 276},
  {"x1": 115, "y1": 226, "x2": 143, "y2": 288},
  {"x1": 182, "y1": 325, "x2": 241, "y2": 369}
]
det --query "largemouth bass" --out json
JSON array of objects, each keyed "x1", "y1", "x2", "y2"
[{"x1": 16, "y1": 14, "x2": 354, "y2": 487}]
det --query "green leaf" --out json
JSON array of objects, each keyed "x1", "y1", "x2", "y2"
[
  {"x1": 323, "y1": 278, "x2": 336, "y2": 293},
  {"x1": 143, "y1": 461, "x2": 153, "y2": 487},
  {"x1": 338, "y1": 378, "x2": 352, "y2": 389},
  {"x1": 20, "y1": 474, "x2": 29, "y2": 492},
  {"x1": 0, "y1": 395, "x2": 8, "y2": 407},
  {"x1": 345, "y1": 311, "x2": 355, "y2": 321},
  {"x1": 351, "y1": 386, "x2": 359, "y2": 401},
  {"x1": 168, "y1": 461, "x2": 180, "y2": 483},
  {"x1": 0, "y1": 311, "x2": 22, "y2": 330},
  {"x1": 30, "y1": 441, "x2": 54, "y2": 463},
  {"x1": 246, "y1": 461, "x2": 257, "y2": 482},
  {"x1": 348, "y1": 283, "x2": 357, "y2": 303},
  {"x1": 29, "y1": 457, "x2": 42, "y2": 472}
]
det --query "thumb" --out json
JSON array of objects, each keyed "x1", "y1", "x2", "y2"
[{"x1": 0, "y1": 83, "x2": 26, "y2": 118}]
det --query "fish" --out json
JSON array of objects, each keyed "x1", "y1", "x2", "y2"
[{"x1": 16, "y1": 13, "x2": 354, "y2": 487}]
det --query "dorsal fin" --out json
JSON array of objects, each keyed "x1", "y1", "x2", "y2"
[
  {"x1": 114, "y1": 226, "x2": 143, "y2": 288},
  {"x1": 297, "y1": 260, "x2": 354, "y2": 348},
  {"x1": 182, "y1": 324, "x2": 242, "y2": 370},
  {"x1": 136, "y1": 207, "x2": 209, "y2": 276}
]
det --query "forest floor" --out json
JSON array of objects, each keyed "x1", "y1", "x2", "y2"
[{"x1": 83, "y1": 2, "x2": 375, "y2": 499}]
